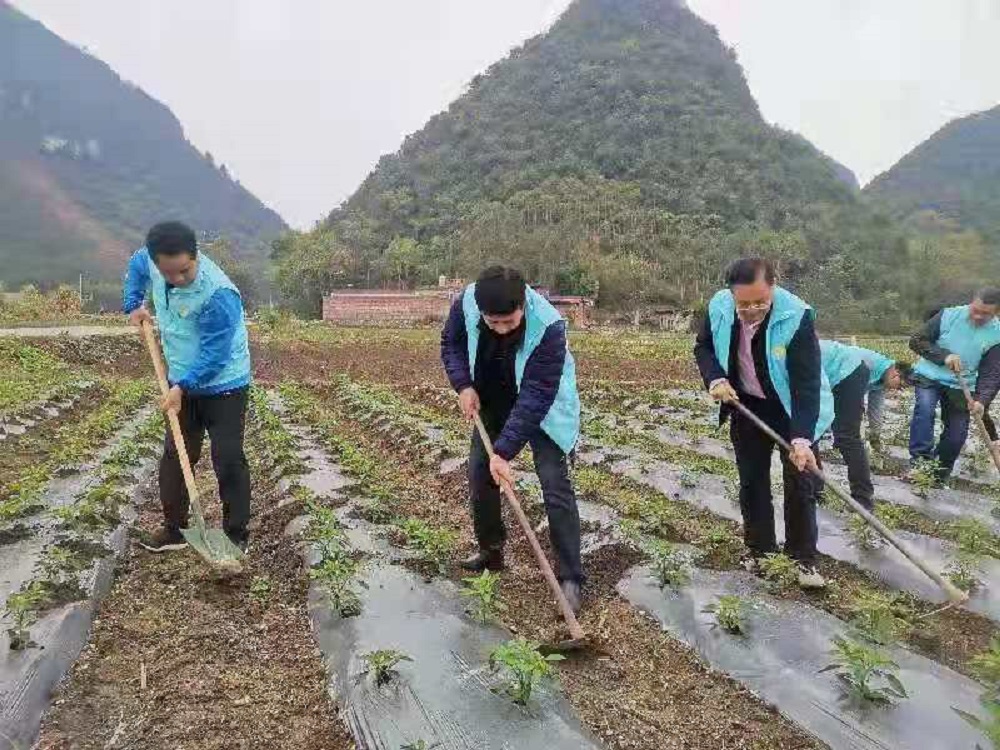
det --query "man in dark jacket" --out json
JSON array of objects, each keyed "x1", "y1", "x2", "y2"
[
  {"x1": 909, "y1": 290, "x2": 1000, "y2": 481},
  {"x1": 693, "y1": 258, "x2": 833, "y2": 588},
  {"x1": 440, "y1": 266, "x2": 585, "y2": 612}
]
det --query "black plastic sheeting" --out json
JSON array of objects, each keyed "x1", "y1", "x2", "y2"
[
  {"x1": 276, "y1": 408, "x2": 604, "y2": 750},
  {"x1": 0, "y1": 410, "x2": 156, "y2": 748},
  {"x1": 619, "y1": 565, "x2": 989, "y2": 750}
]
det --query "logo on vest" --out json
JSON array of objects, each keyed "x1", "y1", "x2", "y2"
[
  {"x1": 178, "y1": 305, "x2": 190, "y2": 318},
  {"x1": 772, "y1": 345, "x2": 787, "y2": 359}
]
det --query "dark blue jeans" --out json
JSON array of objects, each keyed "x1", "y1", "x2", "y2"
[
  {"x1": 468, "y1": 415, "x2": 583, "y2": 584},
  {"x1": 908, "y1": 383, "x2": 970, "y2": 479}
]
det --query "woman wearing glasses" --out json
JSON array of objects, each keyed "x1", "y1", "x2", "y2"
[{"x1": 694, "y1": 257, "x2": 833, "y2": 589}]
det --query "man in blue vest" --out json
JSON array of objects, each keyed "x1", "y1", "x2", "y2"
[
  {"x1": 694, "y1": 258, "x2": 832, "y2": 588},
  {"x1": 820, "y1": 340, "x2": 906, "y2": 509},
  {"x1": 440, "y1": 266, "x2": 584, "y2": 612},
  {"x1": 909, "y1": 290, "x2": 1000, "y2": 482},
  {"x1": 123, "y1": 221, "x2": 253, "y2": 553}
]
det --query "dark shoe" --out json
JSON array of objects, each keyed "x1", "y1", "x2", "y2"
[
  {"x1": 461, "y1": 549, "x2": 504, "y2": 572},
  {"x1": 226, "y1": 531, "x2": 249, "y2": 555},
  {"x1": 138, "y1": 526, "x2": 187, "y2": 553},
  {"x1": 560, "y1": 580, "x2": 582, "y2": 615}
]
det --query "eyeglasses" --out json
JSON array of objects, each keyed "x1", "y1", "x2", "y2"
[{"x1": 735, "y1": 302, "x2": 771, "y2": 312}]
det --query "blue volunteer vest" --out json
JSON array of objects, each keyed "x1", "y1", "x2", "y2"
[
  {"x1": 708, "y1": 286, "x2": 834, "y2": 441},
  {"x1": 462, "y1": 284, "x2": 580, "y2": 453},
  {"x1": 819, "y1": 340, "x2": 864, "y2": 388},
  {"x1": 147, "y1": 250, "x2": 251, "y2": 391},
  {"x1": 854, "y1": 345, "x2": 895, "y2": 389},
  {"x1": 913, "y1": 305, "x2": 1000, "y2": 389}
]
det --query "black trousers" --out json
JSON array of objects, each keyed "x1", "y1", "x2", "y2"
[
  {"x1": 468, "y1": 410, "x2": 584, "y2": 583},
  {"x1": 730, "y1": 394, "x2": 819, "y2": 563},
  {"x1": 159, "y1": 387, "x2": 251, "y2": 540},
  {"x1": 829, "y1": 364, "x2": 874, "y2": 509}
]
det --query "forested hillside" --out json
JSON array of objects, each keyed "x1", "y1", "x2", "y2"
[
  {"x1": 866, "y1": 105, "x2": 1000, "y2": 242},
  {"x1": 0, "y1": 2, "x2": 286, "y2": 297},
  {"x1": 274, "y1": 0, "x2": 935, "y2": 330}
]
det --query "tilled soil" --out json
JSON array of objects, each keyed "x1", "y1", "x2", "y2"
[
  {"x1": 289, "y1": 384, "x2": 827, "y2": 750},
  {"x1": 36, "y1": 427, "x2": 353, "y2": 749}
]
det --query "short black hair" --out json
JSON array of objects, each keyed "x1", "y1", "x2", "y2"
[
  {"x1": 895, "y1": 361, "x2": 914, "y2": 385},
  {"x1": 725, "y1": 257, "x2": 775, "y2": 288},
  {"x1": 475, "y1": 266, "x2": 526, "y2": 315},
  {"x1": 146, "y1": 221, "x2": 197, "y2": 262},
  {"x1": 975, "y1": 287, "x2": 1000, "y2": 306}
]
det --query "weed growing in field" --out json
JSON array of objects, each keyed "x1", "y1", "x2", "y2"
[
  {"x1": 461, "y1": 570, "x2": 506, "y2": 624},
  {"x1": 646, "y1": 539, "x2": 691, "y2": 588},
  {"x1": 310, "y1": 555, "x2": 363, "y2": 617},
  {"x1": 952, "y1": 518, "x2": 1000, "y2": 558},
  {"x1": 703, "y1": 595, "x2": 746, "y2": 634},
  {"x1": 360, "y1": 649, "x2": 412, "y2": 686},
  {"x1": 846, "y1": 590, "x2": 914, "y2": 645},
  {"x1": 250, "y1": 576, "x2": 272, "y2": 604},
  {"x1": 3, "y1": 581, "x2": 48, "y2": 650},
  {"x1": 969, "y1": 636, "x2": 1000, "y2": 687},
  {"x1": 821, "y1": 636, "x2": 908, "y2": 704},
  {"x1": 396, "y1": 519, "x2": 456, "y2": 574},
  {"x1": 489, "y1": 638, "x2": 564, "y2": 705},
  {"x1": 758, "y1": 552, "x2": 800, "y2": 590},
  {"x1": 698, "y1": 522, "x2": 738, "y2": 553},
  {"x1": 945, "y1": 552, "x2": 983, "y2": 593},
  {"x1": 304, "y1": 496, "x2": 350, "y2": 560}
]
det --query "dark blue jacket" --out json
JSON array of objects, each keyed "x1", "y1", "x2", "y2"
[{"x1": 441, "y1": 296, "x2": 568, "y2": 460}]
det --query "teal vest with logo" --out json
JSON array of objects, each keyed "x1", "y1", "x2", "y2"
[
  {"x1": 708, "y1": 286, "x2": 834, "y2": 441},
  {"x1": 913, "y1": 305, "x2": 1000, "y2": 389},
  {"x1": 462, "y1": 284, "x2": 580, "y2": 453},
  {"x1": 147, "y1": 250, "x2": 251, "y2": 390},
  {"x1": 820, "y1": 340, "x2": 864, "y2": 388}
]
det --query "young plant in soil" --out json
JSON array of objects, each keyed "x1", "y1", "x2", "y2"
[
  {"x1": 820, "y1": 636, "x2": 908, "y2": 705},
  {"x1": 702, "y1": 594, "x2": 747, "y2": 634},
  {"x1": 396, "y1": 518, "x2": 457, "y2": 574},
  {"x1": 952, "y1": 518, "x2": 1000, "y2": 559},
  {"x1": 646, "y1": 539, "x2": 691, "y2": 588},
  {"x1": 908, "y1": 459, "x2": 940, "y2": 498},
  {"x1": 359, "y1": 649, "x2": 412, "y2": 686},
  {"x1": 461, "y1": 570, "x2": 506, "y2": 625},
  {"x1": 488, "y1": 638, "x2": 564, "y2": 706},
  {"x1": 758, "y1": 552, "x2": 799, "y2": 591},
  {"x1": 250, "y1": 576, "x2": 273, "y2": 604},
  {"x1": 969, "y1": 635, "x2": 1000, "y2": 687},
  {"x1": 945, "y1": 551, "x2": 983, "y2": 593},
  {"x1": 310, "y1": 554, "x2": 363, "y2": 617},
  {"x1": 3, "y1": 582, "x2": 48, "y2": 650},
  {"x1": 846, "y1": 590, "x2": 914, "y2": 646}
]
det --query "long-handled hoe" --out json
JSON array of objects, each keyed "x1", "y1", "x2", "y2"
[
  {"x1": 731, "y1": 400, "x2": 967, "y2": 605},
  {"x1": 957, "y1": 372, "x2": 1000, "y2": 474},
  {"x1": 140, "y1": 320, "x2": 244, "y2": 572},
  {"x1": 473, "y1": 414, "x2": 589, "y2": 653}
]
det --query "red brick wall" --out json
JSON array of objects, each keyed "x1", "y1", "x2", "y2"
[{"x1": 322, "y1": 292, "x2": 452, "y2": 324}]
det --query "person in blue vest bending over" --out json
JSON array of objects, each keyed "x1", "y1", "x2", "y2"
[
  {"x1": 694, "y1": 257, "x2": 833, "y2": 589},
  {"x1": 909, "y1": 289, "x2": 1000, "y2": 482},
  {"x1": 857, "y1": 349, "x2": 909, "y2": 455},
  {"x1": 124, "y1": 221, "x2": 252, "y2": 553},
  {"x1": 819, "y1": 341, "x2": 907, "y2": 509},
  {"x1": 440, "y1": 266, "x2": 584, "y2": 613}
]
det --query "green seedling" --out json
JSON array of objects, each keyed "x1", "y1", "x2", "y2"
[
  {"x1": 396, "y1": 519, "x2": 457, "y2": 574},
  {"x1": 360, "y1": 649, "x2": 412, "y2": 685},
  {"x1": 820, "y1": 636, "x2": 908, "y2": 704},
  {"x1": 489, "y1": 638, "x2": 564, "y2": 705},
  {"x1": 848, "y1": 514, "x2": 885, "y2": 551},
  {"x1": 758, "y1": 552, "x2": 800, "y2": 590},
  {"x1": 946, "y1": 552, "x2": 983, "y2": 593},
  {"x1": 908, "y1": 459, "x2": 940, "y2": 498},
  {"x1": 4, "y1": 582, "x2": 49, "y2": 650},
  {"x1": 646, "y1": 539, "x2": 691, "y2": 588},
  {"x1": 401, "y1": 741, "x2": 441, "y2": 750},
  {"x1": 250, "y1": 576, "x2": 272, "y2": 604},
  {"x1": 310, "y1": 555, "x2": 363, "y2": 617},
  {"x1": 954, "y1": 697, "x2": 1000, "y2": 750},
  {"x1": 969, "y1": 635, "x2": 1000, "y2": 689},
  {"x1": 846, "y1": 590, "x2": 914, "y2": 645},
  {"x1": 461, "y1": 570, "x2": 506, "y2": 624},
  {"x1": 699, "y1": 522, "x2": 736, "y2": 552},
  {"x1": 702, "y1": 594, "x2": 746, "y2": 634},
  {"x1": 952, "y1": 518, "x2": 1000, "y2": 558}
]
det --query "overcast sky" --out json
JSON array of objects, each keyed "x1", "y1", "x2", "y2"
[{"x1": 11, "y1": 1, "x2": 1000, "y2": 229}]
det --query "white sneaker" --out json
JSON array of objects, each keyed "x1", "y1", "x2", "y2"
[{"x1": 797, "y1": 564, "x2": 826, "y2": 589}]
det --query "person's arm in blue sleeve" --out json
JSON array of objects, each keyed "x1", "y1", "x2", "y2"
[
  {"x1": 123, "y1": 247, "x2": 151, "y2": 313},
  {"x1": 440, "y1": 296, "x2": 473, "y2": 392},
  {"x1": 173, "y1": 289, "x2": 242, "y2": 391},
  {"x1": 494, "y1": 321, "x2": 567, "y2": 460}
]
